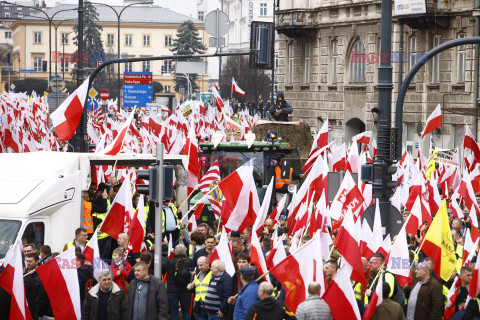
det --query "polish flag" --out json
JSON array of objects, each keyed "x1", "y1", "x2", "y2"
[
  {"x1": 249, "y1": 228, "x2": 270, "y2": 281},
  {"x1": 331, "y1": 143, "x2": 347, "y2": 172},
  {"x1": 212, "y1": 86, "x2": 224, "y2": 112},
  {"x1": 209, "y1": 227, "x2": 236, "y2": 276},
  {"x1": 148, "y1": 115, "x2": 162, "y2": 136},
  {"x1": 3, "y1": 127, "x2": 21, "y2": 153},
  {"x1": 100, "y1": 176, "x2": 134, "y2": 240},
  {"x1": 188, "y1": 213, "x2": 198, "y2": 232},
  {"x1": 254, "y1": 177, "x2": 274, "y2": 237},
  {"x1": 467, "y1": 252, "x2": 480, "y2": 306},
  {"x1": 323, "y1": 263, "x2": 361, "y2": 320},
  {"x1": 329, "y1": 171, "x2": 364, "y2": 221},
  {"x1": 83, "y1": 230, "x2": 104, "y2": 281},
  {"x1": 353, "y1": 131, "x2": 372, "y2": 145},
  {"x1": 0, "y1": 243, "x2": 32, "y2": 320},
  {"x1": 420, "y1": 104, "x2": 442, "y2": 138},
  {"x1": 334, "y1": 209, "x2": 367, "y2": 286},
  {"x1": 36, "y1": 247, "x2": 81, "y2": 319},
  {"x1": 50, "y1": 77, "x2": 89, "y2": 141},
  {"x1": 378, "y1": 234, "x2": 392, "y2": 262},
  {"x1": 186, "y1": 123, "x2": 200, "y2": 196},
  {"x1": 303, "y1": 121, "x2": 329, "y2": 173},
  {"x1": 363, "y1": 270, "x2": 383, "y2": 320},
  {"x1": 102, "y1": 108, "x2": 136, "y2": 155},
  {"x1": 464, "y1": 124, "x2": 480, "y2": 166},
  {"x1": 231, "y1": 78, "x2": 245, "y2": 96},
  {"x1": 129, "y1": 195, "x2": 147, "y2": 253},
  {"x1": 198, "y1": 160, "x2": 222, "y2": 217},
  {"x1": 269, "y1": 193, "x2": 288, "y2": 224},
  {"x1": 387, "y1": 218, "x2": 413, "y2": 287},
  {"x1": 360, "y1": 219, "x2": 373, "y2": 256},
  {"x1": 270, "y1": 233, "x2": 324, "y2": 312},
  {"x1": 463, "y1": 229, "x2": 478, "y2": 266},
  {"x1": 468, "y1": 206, "x2": 479, "y2": 242},
  {"x1": 219, "y1": 160, "x2": 260, "y2": 232},
  {"x1": 405, "y1": 197, "x2": 426, "y2": 235},
  {"x1": 364, "y1": 201, "x2": 384, "y2": 258},
  {"x1": 458, "y1": 173, "x2": 480, "y2": 214},
  {"x1": 266, "y1": 236, "x2": 287, "y2": 269}
]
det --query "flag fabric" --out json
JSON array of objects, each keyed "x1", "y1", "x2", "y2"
[
  {"x1": 208, "y1": 227, "x2": 236, "y2": 276},
  {"x1": 35, "y1": 247, "x2": 81, "y2": 319},
  {"x1": 266, "y1": 236, "x2": 287, "y2": 269},
  {"x1": 363, "y1": 270, "x2": 383, "y2": 320},
  {"x1": 464, "y1": 124, "x2": 480, "y2": 166},
  {"x1": 0, "y1": 243, "x2": 32, "y2": 320},
  {"x1": 231, "y1": 78, "x2": 245, "y2": 96},
  {"x1": 83, "y1": 230, "x2": 104, "y2": 281},
  {"x1": 212, "y1": 86, "x2": 224, "y2": 112},
  {"x1": 99, "y1": 176, "x2": 134, "y2": 240},
  {"x1": 101, "y1": 108, "x2": 136, "y2": 155},
  {"x1": 186, "y1": 123, "x2": 200, "y2": 196},
  {"x1": 249, "y1": 228, "x2": 270, "y2": 281},
  {"x1": 421, "y1": 104, "x2": 442, "y2": 138},
  {"x1": 219, "y1": 160, "x2": 260, "y2": 232},
  {"x1": 364, "y1": 201, "x2": 383, "y2": 258},
  {"x1": 386, "y1": 219, "x2": 413, "y2": 287},
  {"x1": 329, "y1": 171, "x2": 364, "y2": 221},
  {"x1": 253, "y1": 177, "x2": 274, "y2": 237},
  {"x1": 421, "y1": 200, "x2": 456, "y2": 281},
  {"x1": 129, "y1": 195, "x2": 147, "y2": 253},
  {"x1": 323, "y1": 263, "x2": 361, "y2": 320},
  {"x1": 50, "y1": 77, "x2": 90, "y2": 141},
  {"x1": 198, "y1": 160, "x2": 222, "y2": 217}
]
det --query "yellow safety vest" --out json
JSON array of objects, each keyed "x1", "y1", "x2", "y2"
[
  {"x1": 83, "y1": 200, "x2": 94, "y2": 234},
  {"x1": 189, "y1": 244, "x2": 195, "y2": 259},
  {"x1": 275, "y1": 166, "x2": 292, "y2": 190},
  {"x1": 354, "y1": 282, "x2": 362, "y2": 301},
  {"x1": 365, "y1": 272, "x2": 396, "y2": 305},
  {"x1": 162, "y1": 203, "x2": 180, "y2": 233},
  {"x1": 456, "y1": 245, "x2": 463, "y2": 272},
  {"x1": 92, "y1": 199, "x2": 111, "y2": 239},
  {"x1": 194, "y1": 271, "x2": 212, "y2": 302},
  {"x1": 144, "y1": 204, "x2": 150, "y2": 235}
]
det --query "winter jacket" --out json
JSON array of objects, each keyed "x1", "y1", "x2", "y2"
[
  {"x1": 128, "y1": 276, "x2": 169, "y2": 320},
  {"x1": 233, "y1": 281, "x2": 260, "y2": 320},
  {"x1": 371, "y1": 298, "x2": 405, "y2": 320},
  {"x1": 244, "y1": 297, "x2": 296, "y2": 320},
  {"x1": 78, "y1": 265, "x2": 97, "y2": 307},
  {"x1": 111, "y1": 259, "x2": 132, "y2": 293},
  {"x1": 161, "y1": 255, "x2": 194, "y2": 293},
  {"x1": 406, "y1": 276, "x2": 443, "y2": 320},
  {"x1": 24, "y1": 271, "x2": 41, "y2": 319},
  {"x1": 295, "y1": 296, "x2": 332, "y2": 320},
  {"x1": 81, "y1": 282, "x2": 130, "y2": 320},
  {"x1": 210, "y1": 271, "x2": 233, "y2": 315}
]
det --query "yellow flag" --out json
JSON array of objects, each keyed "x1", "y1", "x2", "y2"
[
  {"x1": 421, "y1": 200, "x2": 456, "y2": 281},
  {"x1": 425, "y1": 149, "x2": 438, "y2": 181}
]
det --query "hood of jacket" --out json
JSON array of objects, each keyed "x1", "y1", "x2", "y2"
[{"x1": 88, "y1": 282, "x2": 122, "y2": 298}]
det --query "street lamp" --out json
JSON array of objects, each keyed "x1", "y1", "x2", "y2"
[
  {"x1": 1, "y1": 2, "x2": 77, "y2": 86},
  {"x1": 84, "y1": 1, "x2": 154, "y2": 110},
  {"x1": 53, "y1": 18, "x2": 75, "y2": 80},
  {"x1": 176, "y1": 73, "x2": 191, "y2": 99},
  {"x1": 62, "y1": 31, "x2": 74, "y2": 81}
]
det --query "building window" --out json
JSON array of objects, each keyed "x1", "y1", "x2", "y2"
[
  {"x1": 61, "y1": 58, "x2": 68, "y2": 72},
  {"x1": 164, "y1": 85, "x2": 171, "y2": 92},
  {"x1": 331, "y1": 40, "x2": 338, "y2": 83},
  {"x1": 5, "y1": 12, "x2": 10, "y2": 18},
  {"x1": 165, "y1": 35, "x2": 172, "y2": 47},
  {"x1": 350, "y1": 41, "x2": 366, "y2": 83},
  {"x1": 198, "y1": 11, "x2": 204, "y2": 21},
  {"x1": 304, "y1": 43, "x2": 311, "y2": 83},
  {"x1": 162, "y1": 60, "x2": 173, "y2": 74},
  {"x1": 409, "y1": 37, "x2": 417, "y2": 82},
  {"x1": 405, "y1": 123, "x2": 416, "y2": 154},
  {"x1": 125, "y1": 34, "x2": 132, "y2": 46},
  {"x1": 458, "y1": 34, "x2": 466, "y2": 83},
  {"x1": 107, "y1": 34, "x2": 115, "y2": 46},
  {"x1": 143, "y1": 34, "x2": 150, "y2": 47},
  {"x1": 142, "y1": 61, "x2": 150, "y2": 72},
  {"x1": 260, "y1": 3, "x2": 267, "y2": 16},
  {"x1": 432, "y1": 35, "x2": 441, "y2": 83},
  {"x1": 453, "y1": 124, "x2": 465, "y2": 148},
  {"x1": 61, "y1": 33, "x2": 68, "y2": 44},
  {"x1": 288, "y1": 44, "x2": 294, "y2": 83},
  {"x1": 34, "y1": 32, "x2": 42, "y2": 44},
  {"x1": 33, "y1": 57, "x2": 42, "y2": 71},
  {"x1": 125, "y1": 61, "x2": 133, "y2": 72},
  {"x1": 4, "y1": 31, "x2": 11, "y2": 39}
]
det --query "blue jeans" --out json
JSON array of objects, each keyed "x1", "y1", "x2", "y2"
[
  {"x1": 207, "y1": 314, "x2": 222, "y2": 320},
  {"x1": 194, "y1": 307, "x2": 208, "y2": 320},
  {"x1": 168, "y1": 292, "x2": 192, "y2": 320}
]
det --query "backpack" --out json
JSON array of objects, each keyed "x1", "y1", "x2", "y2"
[{"x1": 174, "y1": 257, "x2": 191, "y2": 287}]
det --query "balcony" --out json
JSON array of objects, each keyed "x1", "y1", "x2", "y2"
[
  {"x1": 276, "y1": 9, "x2": 317, "y2": 38},
  {"x1": 394, "y1": 0, "x2": 452, "y2": 29}
]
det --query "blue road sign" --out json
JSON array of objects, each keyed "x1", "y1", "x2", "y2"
[
  {"x1": 123, "y1": 72, "x2": 153, "y2": 109},
  {"x1": 87, "y1": 100, "x2": 99, "y2": 111},
  {"x1": 20, "y1": 69, "x2": 37, "y2": 73}
]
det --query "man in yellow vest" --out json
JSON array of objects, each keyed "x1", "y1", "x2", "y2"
[
  {"x1": 145, "y1": 200, "x2": 181, "y2": 251},
  {"x1": 274, "y1": 155, "x2": 303, "y2": 203},
  {"x1": 82, "y1": 191, "x2": 94, "y2": 238},
  {"x1": 187, "y1": 256, "x2": 211, "y2": 319},
  {"x1": 91, "y1": 184, "x2": 112, "y2": 260},
  {"x1": 63, "y1": 227, "x2": 89, "y2": 252}
]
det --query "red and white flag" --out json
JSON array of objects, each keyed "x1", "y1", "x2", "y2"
[
  {"x1": 212, "y1": 86, "x2": 224, "y2": 112},
  {"x1": 50, "y1": 77, "x2": 90, "y2": 141},
  {"x1": 270, "y1": 193, "x2": 288, "y2": 224},
  {"x1": 83, "y1": 230, "x2": 103, "y2": 281},
  {"x1": 266, "y1": 236, "x2": 287, "y2": 269},
  {"x1": 186, "y1": 123, "x2": 200, "y2": 196},
  {"x1": 209, "y1": 227, "x2": 236, "y2": 276},
  {"x1": 254, "y1": 177, "x2": 274, "y2": 237},
  {"x1": 129, "y1": 195, "x2": 147, "y2": 253},
  {"x1": 231, "y1": 78, "x2": 245, "y2": 96},
  {"x1": 219, "y1": 160, "x2": 260, "y2": 232},
  {"x1": 36, "y1": 247, "x2": 81, "y2": 319},
  {"x1": 364, "y1": 201, "x2": 383, "y2": 258},
  {"x1": 323, "y1": 263, "x2": 361, "y2": 320},
  {"x1": 249, "y1": 228, "x2": 270, "y2": 281},
  {"x1": 100, "y1": 176, "x2": 134, "y2": 240},
  {"x1": 0, "y1": 243, "x2": 32, "y2": 320},
  {"x1": 421, "y1": 104, "x2": 442, "y2": 138},
  {"x1": 464, "y1": 124, "x2": 480, "y2": 167},
  {"x1": 387, "y1": 218, "x2": 413, "y2": 287},
  {"x1": 329, "y1": 171, "x2": 364, "y2": 221},
  {"x1": 198, "y1": 160, "x2": 222, "y2": 217},
  {"x1": 102, "y1": 108, "x2": 136, "y2": 155},
  {"x1": 362, "y1": 270, "x2": 383, "y2": 320}
]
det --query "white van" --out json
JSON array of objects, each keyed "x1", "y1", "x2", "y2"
[{"x1": 0, "y1": 151, "x2": 187, "y2": 258}]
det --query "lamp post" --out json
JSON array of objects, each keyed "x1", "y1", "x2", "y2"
[
  {"x1": 53, "y1": 19, "x2": 74, "y2": 80},
  {"x1": 1, "y1": 2, "x2": 77, "y2": 87},
  {"x1": 62, "y1": 31, "x2": 74, "y2": 81},
  {"x1": 176, "y1": 73, "x2": 191, "y2": 99},
  {"x1": 84, "y1": 1, "x2": 154, "y2": 110}
]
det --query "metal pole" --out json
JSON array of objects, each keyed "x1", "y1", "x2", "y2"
[
  {"x1": 218, "y1": 4, "x2": 223, "y2": 87},
  {"x1": 49, "y1": 20, "x2": 52, "y2": 88},
  {"x1": 78, "y1": 0, "x2": 87, "y2": 152},
  {"x1": 271, "y1": 0, "x2": 276, "y2": 101},
  {"x1": 474, "y1": 0, "x2": 480, "y2": 139},
  {"x1": 375, "y1": 0, "x2": 394, "y2": 236},
  {"x1": 154, "y1": 143, "x2": 164, "y2": 278},
  {"x1": 398, "y1": 22, "x2": 404, "y2": 93},
  {"x1": 117, "y1": 15, "x2": 121, "y2": 111}
]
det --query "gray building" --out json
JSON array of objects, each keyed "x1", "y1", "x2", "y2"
[{"x1": 275, "y1": 0, "x2": 476, "y2": 153}]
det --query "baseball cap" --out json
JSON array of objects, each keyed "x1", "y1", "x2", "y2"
[
  {"x1": 239, "y1": 267, "x2": 254, "y2": 278},
  {"x1": 279, "y1": 215, "x2": 287, "y2": 221}
]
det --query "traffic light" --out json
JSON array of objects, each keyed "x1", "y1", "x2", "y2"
[
  {"x1": 137, "y1": 165, "x2": 175, "y2": 203},
  {"x1": 6, "y1": 53, "x2": 11, "y2": 64},
  {"x1": 250, "y1": 21, "x2": 274, "y2": 69},
  {"x1": 42, "y1": 60, "x2": 47, "y2": 72},
  {"x1": 97, "y1": 61, "x2": 102, "y2": 68}
]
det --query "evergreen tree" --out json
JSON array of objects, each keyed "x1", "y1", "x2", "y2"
[
  {"x1": 170, "y1": 20, "x2": 206, "y2": 94},
  {"x1": 70, "y1": 3, "x2": 106, "y2": 88}
]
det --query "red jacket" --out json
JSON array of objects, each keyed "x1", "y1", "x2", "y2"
[{"x1": 110, "y1": 260, "x2": 132, "y2": 293}]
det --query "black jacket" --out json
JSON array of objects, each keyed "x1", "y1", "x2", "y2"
[
  {"x1": 161, "y1": 255, "x2": 194, "y2": 293},
  {"x1": 128, "y1": 276, "x2": 169, "y2": 320},
  {"x1": 78, "y1": 265, "x2": 97, "y2": 307},
  {"x1": 245, "y1": 297, "x2": 296, "y2": 320},
  {"x1": 214, "y1": 271, "x2": 233, "y2": 316},
  {"x1": 81, "y1": 283, "x2": 129, "y2": 320},
  {"x1": 24, "y1": 271, "x2": 40, "y2": 319}
]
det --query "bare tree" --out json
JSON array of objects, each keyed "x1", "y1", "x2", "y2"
[{"x1": 220, "y1": 55, "x2": 270, "y2": 102}]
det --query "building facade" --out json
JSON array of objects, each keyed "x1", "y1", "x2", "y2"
[
  {"x1": 5, "y1": 4, "x2": 209, "y2": 98},
  {"x1": 275, "y1": 0, "x2": 477, "y2": 153}
]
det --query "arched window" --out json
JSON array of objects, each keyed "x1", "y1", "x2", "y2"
[{"x1": 349, "y1": 41, "x2": 366, "y2": 83}]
